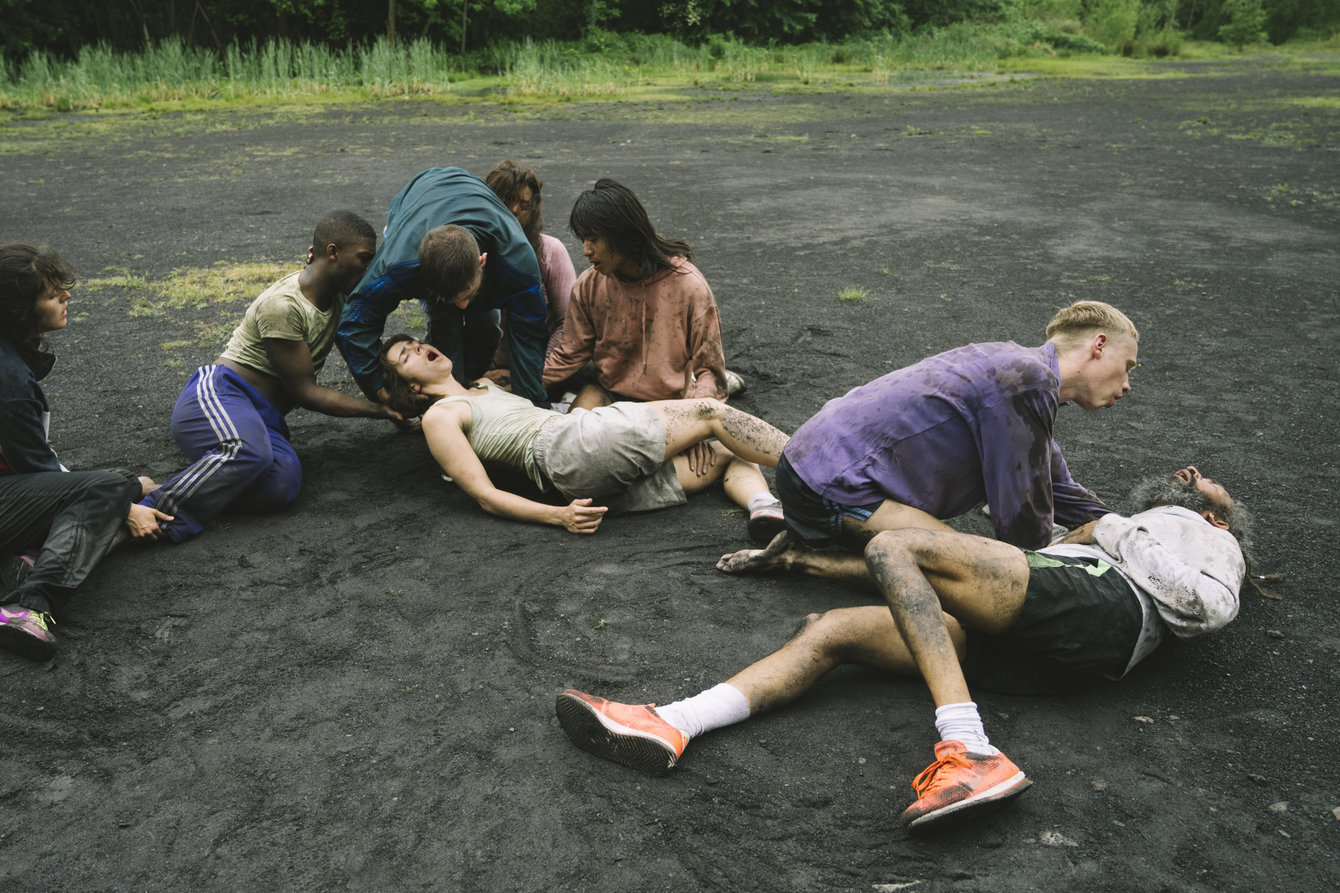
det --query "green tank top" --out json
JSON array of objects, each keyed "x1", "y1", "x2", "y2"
[{"x1": 432, "y1": 382, "x2": 553, "y2": 490}]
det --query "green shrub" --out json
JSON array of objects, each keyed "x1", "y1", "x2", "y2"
[
  {"x1": 1087, "y1": 0, "x2": 1141, "y2": 49},
  {"x1": 1219, "y1": 0, "x2": 1268, "y2": 49}
]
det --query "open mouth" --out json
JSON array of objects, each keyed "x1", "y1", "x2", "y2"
[{"x1": 425, "y1": 348, "x2": 440, "y2": 362}]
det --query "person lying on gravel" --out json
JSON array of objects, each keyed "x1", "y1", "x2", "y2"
[
  {"x1": 139, "y1": 212, "x2": 398, "y2": 543},
  {"x1": 336, "y1": 166, "x2": 551, "y2": 407},
  {"x1": 557, "y1": 466, "x2": 1249, "y2": 833},
  {"x1": 378, "y1": 334, "x2": 785, "y2": 539},
  {"x1": 717, "y1": 301, "x2": 1140, "y2": 583},
  {"x1": 1, "y1": 244, "x2": 170, "y2": 661}
]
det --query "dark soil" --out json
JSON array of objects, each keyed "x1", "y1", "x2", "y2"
[{"x1": 2, "y1": 60, "x2": 1338, "y2": 891}]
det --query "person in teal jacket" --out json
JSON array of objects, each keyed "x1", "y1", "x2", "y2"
[{"x1": 336, "y1": 167, "x2": 549, "y2": 405}]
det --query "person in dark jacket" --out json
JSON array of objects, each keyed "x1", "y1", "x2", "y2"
[
  {"x1": 336, "y1": 167, "x2": 549, "y2": 406},
  {"x1": 0, "y1": 244, "x2": 170, "y2": 661}
]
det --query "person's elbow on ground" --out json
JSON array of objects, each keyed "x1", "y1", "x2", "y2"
[{"x1": 1166, "y1": 578, "x2": 1240, "y2": 639}]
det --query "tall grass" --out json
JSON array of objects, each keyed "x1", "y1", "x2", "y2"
[
  {"x1": 0, "y1": 22, "x2": 1207, "y2": 114},
  {"x1": 0, "y1": 36, "x2": 463, "y2": 110}
]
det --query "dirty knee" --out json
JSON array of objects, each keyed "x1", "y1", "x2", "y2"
[
  {"x1": 863, "y1": 530, "x2": 902, "y2": 562},
  {"x1": 692, "y1": 398, "x2": 725, "y2": 420}
]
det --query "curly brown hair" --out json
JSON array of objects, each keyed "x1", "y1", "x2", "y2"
[
  {"x1": 0, "y1": 243, "x2": 75, "y2": 353},
  {"x1": 485, "y1": 160, "x2": 543, "y2": 252}
]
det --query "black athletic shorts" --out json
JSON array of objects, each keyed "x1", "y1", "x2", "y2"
[
  {"x1": 775, "y1": 454, "x2": 883, "y2": 549},
  {"x1": 963, "y1": 551, "x2": 1143, "y2": 696}
]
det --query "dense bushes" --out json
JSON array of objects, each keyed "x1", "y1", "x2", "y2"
[{"x1": 0, "y1": 0, "x2": 1335, "y2": 62}]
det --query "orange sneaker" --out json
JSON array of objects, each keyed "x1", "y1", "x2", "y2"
[
  {"x1": 556, "y1": 689, "x2": 687, "y2": 776},
  {"x1": 901, "y1": 740, "x2": 1032, "y2": 833}
]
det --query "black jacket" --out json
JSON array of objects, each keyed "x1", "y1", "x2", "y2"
[{"x1": 0, "y1": 334, "x2": 62, "y2": 474}]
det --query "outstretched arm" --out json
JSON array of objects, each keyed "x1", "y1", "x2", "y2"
[
  {"x1": 487, "y1": 252, "x2": 548, "y2": 404},
  {"x1": 267, "y1": 338, "x2": 397, "y2": 419},
  {"x1": 336, "y1": 269, "x2": 412, "y2": 399},
  {"x1": 503, "y1": 312, "x2": 549, "y2": 405},
  {"x1": 1050, "y1": 447, "x2": 1111, "y2": 528},
  {"x1": 542, "y1": 286, "x2": 596, "y2": 390},
  {"x1": 976, "y1": 391, "x2": 1062, "y2": 549},
  {"x1": 683, "y1": 282, "x2": 726, "y2": 400},
  {"x1": 422, "y1": 405, "x2": 607, "y2": 533}
]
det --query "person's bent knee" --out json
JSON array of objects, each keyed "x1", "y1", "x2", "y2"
[
  {"x1": 72, "y1": 468, "x2": 141, "y2": 507},
  {"x1": 791, "y1": 611, "x2": 825, "y2": 638},
  {"x1": 864, "y1": 528, "x2": 913, "y2": 563},
  {"x1": 793, "y1": 609, "x2": 867, "y2": 662}
]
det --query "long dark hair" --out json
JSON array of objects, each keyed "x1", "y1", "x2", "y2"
[
  {"x1": 485, "y1": 160, "x2": 544, "y2": 254},
  {"x1": 0, "y1": 243, "x2": 74, "y2": 355},
  {"x1": 568, "y1": 178, "x2": 692, "y2": 280}
]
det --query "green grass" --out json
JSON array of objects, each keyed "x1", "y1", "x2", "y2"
[
  {"x1": 83, "y1": 260, "x2": 433, "y2": 351},
  {"x1": 83, "y1": 261, "x2": 289, "y2": 349},
  {"x1": 838, "y1": 286, "x2": 870, "y2": 302},
  {"x1": 83, "y1": 261, "x2": 290, "y2": 319},
  {"x1": 4, "y1": 27, "x2": 1338, "y2": 117}
]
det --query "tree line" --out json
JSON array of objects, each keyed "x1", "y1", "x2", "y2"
[{"x1": 3, "y1": 0, "x2": 1336, "y2": 61}]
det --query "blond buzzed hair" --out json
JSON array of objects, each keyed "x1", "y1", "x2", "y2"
[{"x1": 1045, "y1": 300, "x2": 1139, "y2": 349}]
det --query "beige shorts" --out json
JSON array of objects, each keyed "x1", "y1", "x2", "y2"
[{"x1": 531, "y1": 402, "x2": 686, "y2": 515}]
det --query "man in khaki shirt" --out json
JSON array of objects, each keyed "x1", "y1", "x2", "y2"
[{"x1": 140, "y1": 212, "x2": 397, "y2": 542}]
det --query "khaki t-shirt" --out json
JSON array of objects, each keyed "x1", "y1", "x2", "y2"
[{"x1": 219, "y1": 271, "x2": 342, "y2": 376}]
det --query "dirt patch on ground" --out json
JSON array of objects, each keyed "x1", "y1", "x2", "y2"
[{"x1": 2, "y1": 60, "x2": 1338, "y2": 891}]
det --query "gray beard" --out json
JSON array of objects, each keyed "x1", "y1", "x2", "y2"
[{"x1": 1127, "y1": 475, "x2": 1211, "y2": 515}]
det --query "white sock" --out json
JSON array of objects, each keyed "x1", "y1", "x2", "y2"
[
  {"x1": 654, "y1": 683, "x2": 751, "y2": 742},
  {"x1": 934, "y1": 701, "x2": 998, "y2": 756},
  {"x1": 747, "y1": 493, "x2": 781, "y2": 515}
]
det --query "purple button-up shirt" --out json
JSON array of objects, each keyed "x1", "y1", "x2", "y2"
[{"x1": 783, "y1": 341, "x2": 1110, "y2": 549}]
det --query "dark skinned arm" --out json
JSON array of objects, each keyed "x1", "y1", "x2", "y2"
[{"x1": 265, "y1": 337, "x2": 398, "y2": 419}]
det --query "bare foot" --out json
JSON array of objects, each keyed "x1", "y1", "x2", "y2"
[{"x1": 717, "y1": 530, "x2": 796, "y2": 574}]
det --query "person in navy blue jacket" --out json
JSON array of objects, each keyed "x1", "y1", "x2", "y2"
[
  {"x1": 336, "y1": 167, "x2": 549, "y2": 406},
  {"x1": 0, "y1": 244, "x2": 170, "y2": 662}
]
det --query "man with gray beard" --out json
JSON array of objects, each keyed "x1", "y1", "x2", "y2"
[{"x1": 556, "y1": 467, "x2": 1249, "y2": 833}]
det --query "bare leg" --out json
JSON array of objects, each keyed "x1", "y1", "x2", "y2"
[
  {"x1": 571, "y1": 383, "x2": 614, "y2": 412},
  {"x1": 864, "y1": 529, "x2": 1029, "y2": 708},
  {"x1": 721, "y1": 458, "x2": 769, "y2": 509},
  {"x1": 673, "y1": 442, "x2": 774, "y2": 512},
  {"x1": 717, "y1": 496, "x2": 953, "y2": 580},
  {"x1": 717, "y1": 533, "x2": 875, "y2": 586},
  {"x1": 675, "y1": 444, "x2": 772, "y2": 502},
  {"x1": 842, "y1": 499, "x2": 953, "y2": 544},
  {"x1": 724, "y1": 606, "x2": 967, "y2": 714},
  {"x1": 649, "y1": 398, "x2": 788, "y2": 468}
]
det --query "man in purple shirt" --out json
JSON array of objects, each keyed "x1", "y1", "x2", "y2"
[{"x1": 719, "y1": 300, "x2": 1139, "y2": 579}]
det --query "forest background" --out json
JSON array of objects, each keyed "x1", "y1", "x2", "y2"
[{"x1": 3, "y1": 0, "x2": 1339, "y2": 114}]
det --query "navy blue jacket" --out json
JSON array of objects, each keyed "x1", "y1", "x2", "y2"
[
  {"x1": 0, "y1": 335, "x2": 62, "y2": 474},
  {"x1": 337, "y1": 167, "x2": 547, "y2": 403}
]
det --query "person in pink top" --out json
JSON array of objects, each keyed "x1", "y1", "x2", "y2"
[
  {"x1": 542, "y1": 178, "x2": 733, "y2": 411},
  {"x1": 483, "y1": 161, "x2": 576, "y2": 380}
]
